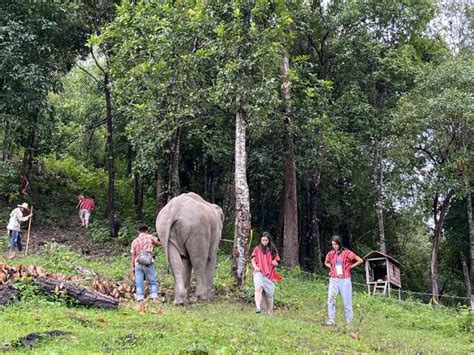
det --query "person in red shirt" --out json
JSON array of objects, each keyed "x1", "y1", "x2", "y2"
[
  {"x1": 251, "y1": 232, "x2": 281, "y2": 315},
  {"x1": 324, "y1": 235, "x2": 363, "y2": 326},
  {"x1": 76, "y1": 195, "x2": 95, "y2": 228},
  {"x1": 130, "y1": 224, "x2": 161, "y2": 307}
]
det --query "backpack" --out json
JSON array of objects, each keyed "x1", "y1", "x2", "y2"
[{"x1": 137, "y1": 251, "x2": 154, "y2": 266}]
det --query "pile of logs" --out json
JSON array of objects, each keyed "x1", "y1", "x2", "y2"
[{"x1": 0, "y1": 263, "x2": 135, "y2": 309}]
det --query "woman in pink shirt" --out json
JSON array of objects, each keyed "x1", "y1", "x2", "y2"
[{"x1": 251, "y1": 232, "x2": 281, "y2": 315}]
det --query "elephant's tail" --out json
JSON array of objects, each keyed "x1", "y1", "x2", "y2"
[{"x1": 156, "y1": 211, "x2": 175, "y2": 265}]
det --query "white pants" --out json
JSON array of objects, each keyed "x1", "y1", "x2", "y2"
[
  {"x1": 328, "y1": 277, "x2": 353, "y2": 322},
  {"x1": 79, "y1": 209, "x2": 91, "y2": 221}
]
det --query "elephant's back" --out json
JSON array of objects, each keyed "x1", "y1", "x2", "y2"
[{"x1": 158, "y1": 193, "x2": 219, "y2": 226}]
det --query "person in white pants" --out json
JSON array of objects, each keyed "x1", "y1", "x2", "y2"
[{"x1": 324, "y1": 235, "x2": 363, "y2": 326}]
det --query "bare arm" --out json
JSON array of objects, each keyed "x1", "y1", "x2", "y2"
[
  {"x1": 251, "y1": 256, "x2": 260, "y2": 272},
  {"x1": 130, "y1": 248, "x2": 136, "y2": 272},
  {"x1": 350, "y1": 255, "x2": 364, "y2": 270}
]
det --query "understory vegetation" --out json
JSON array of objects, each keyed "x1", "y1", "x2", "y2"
[{"x1": 0, "y1": 243, "x2": 472, "y2": 354}]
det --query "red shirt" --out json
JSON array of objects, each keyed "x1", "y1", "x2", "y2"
[
  {"x1": 130, "y1": 233, "x2": 159, "y2": 264},
  {"x1": 80, "y1": 198, "x2": 95, "y2": 212},
  {"x1": 251, "y1": 246, "x2": 281, "y2": 282},
  {"x1": 325, "y1": 249, "x2": 359, "y2": 279}
]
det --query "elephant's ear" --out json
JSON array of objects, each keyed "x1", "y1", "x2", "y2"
[{"x1": 212, "y1": 204, "x2": 225, "y2": 223}]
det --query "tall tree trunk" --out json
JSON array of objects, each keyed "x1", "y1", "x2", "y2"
[
  {"x1": 104, "y1": 73, "x2": 116, "y2": 238},
  {"x1": 155, "y1": 154, "x2": 166, "y2": 214},
  {"x1": 466, "y1": 181, "x2": 474, "y2": 308},
  {"x1": 232, "y1": 96, "x2": 251, "y2": 288},
  {"x1": 22, "y1": 125, "x2": 36, "y2": 182},
  {"x1": 280, "y1": 49, "x2": 299, "y2": 268},
  {"x1": 310, "y1": 169, "x2": 323, "y2": 269},
  {"x1": 134, "y1": 172, "x2": 143, "y2": 221},
  {"x1": 21, "y1": 113, "x2": 37, "y2": 196},
  {"x1": 85, "y1": 127, "x2": 95, "y2": 162},
  {"x1": 431, "y1": 190, "x2": 455, "y2": 303},
  {"x1": 168, "y1": 127, "x2": 180, "y2": 201},
  {"x1": 222, "y1": 161, "x2": 234, "y2": 224},
  {"x1": 2, "y1": 121, "x2": 11, "y2": 161},
  {"x1": 126, "y1": 143, "x2": 133, "y2": 177},
  {"x1": 460, "y1": 254, "x2": 473, "y2": 309},
  {"x1": 374, "y1": 141, "x2": 386, "y2": 253}
]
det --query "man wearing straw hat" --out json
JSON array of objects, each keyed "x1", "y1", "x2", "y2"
[{"x1": 6, "y1": 202, "x2": 33, "y2": 254}]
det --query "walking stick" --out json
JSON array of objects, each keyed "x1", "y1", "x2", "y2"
[{"x1": 25, "y1": 206, "x2": 33, "y2": 256}]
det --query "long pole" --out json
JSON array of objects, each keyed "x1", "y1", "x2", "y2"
[{"x1": 25, "y1": 206, "x2": 33, "y2": 256}]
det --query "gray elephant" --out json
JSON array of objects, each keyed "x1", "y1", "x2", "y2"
[{"x1": 156, "y1": 192, "x2": 223, "y2": 304}]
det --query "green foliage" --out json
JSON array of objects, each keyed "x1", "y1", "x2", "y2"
[
  {"x1": 88, "y1": 222, "x2": 112, "y2": 244},
  {"x1": 392, "y1": 56, "x2": 473, "y2": 204},
  {"x1": 1, "y1": 0, "x2": 470, "y2": 304},
  {"x1": 38, "y1": 154, "x2": 135, "y2": 220},
  {"x1": 116, "y1": 218, "x2": 141, "y2": 246},
  {"x1": 12, "y1": 277, "x2": 40, "y2": 302},
  {"x1": 0, "y1": 251, "x2": 471, "y2": 353},
  {"x1": 0, "y1": 160, "x2": 19, "y2": 200}
]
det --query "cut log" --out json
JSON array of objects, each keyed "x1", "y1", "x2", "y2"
[
  {"x1": 36, "y1": 277, "x2": 118, "y2": 309},
  {"x1": 0, "y1": 284, "x2": 19, "y2": 306}
]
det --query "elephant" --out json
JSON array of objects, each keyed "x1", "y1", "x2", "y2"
[{"x1": 156, "y1": 192, "x2": 224, "y2": 304}]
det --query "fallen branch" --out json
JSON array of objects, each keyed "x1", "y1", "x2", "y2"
[
  {"x1": 36, "y1": 277, "x2": 119, "y2": 309},
  {"x1": 0, "y1": 285, "x2": 19, "y2": 306}
]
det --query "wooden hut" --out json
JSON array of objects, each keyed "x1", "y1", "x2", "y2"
[{"x1": 363, "y1": 251, "x2": 401, "y2": 298}]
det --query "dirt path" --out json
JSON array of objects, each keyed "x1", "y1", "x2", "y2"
[{"x1": 25, "y1": 219, "x2": 125, "y2": 257}]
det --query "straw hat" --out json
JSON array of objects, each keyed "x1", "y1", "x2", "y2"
[{"x1": 17, "y1": 202, "x2": 29, "y2": 210}]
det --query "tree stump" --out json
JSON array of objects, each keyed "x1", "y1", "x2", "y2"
[
  {"x1": 36, "y1": 277, "x2": 118, "y2": 309},
  {"x1": 0, "y1": 284, "x2": 19, "y2": 306}
]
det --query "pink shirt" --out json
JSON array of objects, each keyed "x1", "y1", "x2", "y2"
[
  {"x1": 130, "y1": 233, "x2": 159, "y2": 264},
  {"x1": 80, "y1": 198, "x2": 95, "y2": 212},
  {"x1": 251, "y1": 246, "x2": 281, "y2": 282},
  {"x1": 325, "y1": 249, "x2": 359, "y2": 279}
]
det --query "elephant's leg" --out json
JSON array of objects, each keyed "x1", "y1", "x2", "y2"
[
  {"x1": 168, "y1": 242, "x2": 189, "y2": 305},
  {"x1": 187, "y1": 242, "x2": 209, "y2": 300},
  {"x1": 182, "y1": 256, "x2": 192, "y2": 296},
  {"x1": 204, "y1": 241, "x2": 218, "y2": 299}
]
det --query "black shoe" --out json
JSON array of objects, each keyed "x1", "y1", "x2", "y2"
[{"x1": 256, "y1": 309, "x2": 261, "y2": 314}]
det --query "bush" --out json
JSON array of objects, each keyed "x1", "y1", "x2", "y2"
[
  {"x1": 0, "y1": 160, "x2": 20, "y2": 201},
  {"x1": 37, "y1": 155, "x2": 135, "y2": 222},
  {"x1": 88, "y1": 221, "x2": 112, "y2": 243}
]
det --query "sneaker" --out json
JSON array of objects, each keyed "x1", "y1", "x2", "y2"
[
  {"x1": 256, "y1": 309, "x2": 261, "y2": 314},
  {"x1": 323, "y1": 319, "x2": 335, "y2": 326}
]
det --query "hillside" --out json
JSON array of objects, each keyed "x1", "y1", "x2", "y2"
[{"x1": 0, "y1": 230, "x2": 472, "y2": 354}]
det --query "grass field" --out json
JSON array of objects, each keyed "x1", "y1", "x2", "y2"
[{"x1": 0, "y1": 240, "x2": 472, "y2": 354}]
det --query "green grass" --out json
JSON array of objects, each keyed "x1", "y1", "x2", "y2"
[{"x1": 0, "y1": 244, "x2": 472, "y2": 354}]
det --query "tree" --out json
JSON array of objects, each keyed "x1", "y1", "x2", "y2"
[
  {"x1": 0, "y1": 2, "x2": 88, "y2": 202},
  {"x1": 208, "y1": 0, "x2": 282, "y2": 286},
  {"x1": 394, "y1": 57, "x2": 473, "y2": 303}
]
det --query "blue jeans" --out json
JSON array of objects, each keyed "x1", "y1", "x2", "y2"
[
  {"x1": 134, "y1": 263, "x2": 158, "y2": 301},
  {"x1": 8, "y1": 230, "x2": 22, "y2": 252},
  {"x1": 327, "y1": 277, "x2": 353, "y2": 323}
]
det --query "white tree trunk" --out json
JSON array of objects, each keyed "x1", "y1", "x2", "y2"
[
  {"x1": 232, "y1": 96, "x2": 251, "y2": 288},
  {"x1": 466, "y1": 182, "x2": 474, "y2": 308}
]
